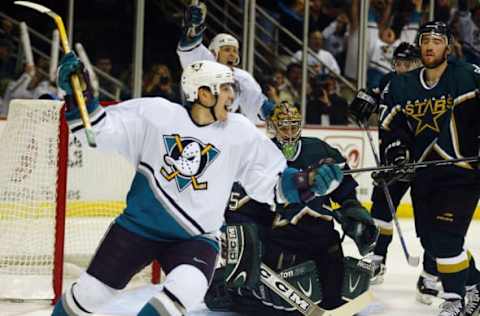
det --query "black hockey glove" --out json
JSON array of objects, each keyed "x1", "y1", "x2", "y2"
[
  {"x1": 333, "y1": 199, "x2": 379, "y2": 256},
  {"x1": 184, "y1": 2, "x2": 207, "y2": 38},
  {"x1": 348, "y1": 89, "x2": 379, "y2": 124},
  {"x1": 384, "y1": 140, "x2": 410, "y2": 166}
]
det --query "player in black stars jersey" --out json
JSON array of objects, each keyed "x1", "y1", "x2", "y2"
[{"x1": 382, "y1": 21, "x2": 480, "y2": 316}]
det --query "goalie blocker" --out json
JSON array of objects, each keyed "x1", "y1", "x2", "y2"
[{"x1": 206, "y1": 224, "x2": 374, "y2": 315}]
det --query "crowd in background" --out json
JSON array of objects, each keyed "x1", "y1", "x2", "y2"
[{"x1": 0, "y1": 0, "x2": 479, "y2": 125}]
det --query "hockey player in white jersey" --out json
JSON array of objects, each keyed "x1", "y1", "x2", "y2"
[
  {"x1": 50, "y1": 52, "x2": 343, "y2": 316},
  {"x1": 177, "y1": 1, "x2": 275, "y2": 124}
]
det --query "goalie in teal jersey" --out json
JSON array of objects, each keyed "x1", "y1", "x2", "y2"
[
  {"x1": 205, "y1": 101, "x2": 379, "y2": 315},
  {"x1": 382, "y1": 21, "x2": 480, "y2": 316}
]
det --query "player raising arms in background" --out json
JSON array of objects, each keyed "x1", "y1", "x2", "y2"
[
  {"x1": 177, "y1": 1, "x2": 275, "y2": 124},
  {"x1": 350, "y1": 42, "x2": 443, "y2": 305},
  {"x1": 50, "y1": 53, "x2": 344, "y2": 316},
  {"x1": 205, "y1": 101, "x2": 378, "y2": 314},
  {"x1": 381, "y1": 21, "x2": 480, "y2": 316}
]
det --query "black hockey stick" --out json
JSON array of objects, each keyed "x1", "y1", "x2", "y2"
[
  {"x1": 343, "y1": 155, "x2": 480, "y2": 176},
  {"x1": 259, "y1": 263, "x2": 372, "y2": 316},
  {"x1": 358, "y1": 121, "x2": 420, "y2": 267}
]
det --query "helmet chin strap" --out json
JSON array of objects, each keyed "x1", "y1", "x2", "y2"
[{"x1": 198, "y1": 95, "x2": 219, "y2": 122}]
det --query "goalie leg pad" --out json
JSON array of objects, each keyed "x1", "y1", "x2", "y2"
[{"x1": 224, "y1": 223, "x2": 262, "y2": 288}]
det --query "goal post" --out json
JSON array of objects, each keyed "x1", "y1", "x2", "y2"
[{"x1": 0, "y1": 99, "x2": 159, "y2": 303}]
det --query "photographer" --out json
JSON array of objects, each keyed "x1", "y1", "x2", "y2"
[
  {"x1": 142, "y1": 63, "x2": 180, "y2": 103},
  {"x1": 306, "y1": 74, "x2": 349, "y2": 125}
]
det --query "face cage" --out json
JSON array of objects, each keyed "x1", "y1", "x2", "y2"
[{"x1": 274, "y1": 119, "x2": 301, "y2": 146}]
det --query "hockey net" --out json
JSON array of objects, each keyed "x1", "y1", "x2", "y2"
[{"x1": 0, "y1": 100, "x2": 160, "y2": 302}]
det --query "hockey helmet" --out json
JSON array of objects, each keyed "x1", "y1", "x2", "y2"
[
  {"x1": 417, "y1": 21, "x2": 451, "y2": 46},
  {"x1": 181, "y1": 60, "x2": 235, "y2": 102},
  {"x1": 393, "y1": 42, "x2": 420, "y2": 61},
  {"x1": 268, "y1": 101, "x2": 302, "y2": 159},
  {"x1": 208, "y1": 33, "x2": 240, "y2": 66}
]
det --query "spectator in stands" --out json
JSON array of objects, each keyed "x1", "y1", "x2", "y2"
[
  {"x1": 278, "y1": 0, "x2": 305, "y2": 54},
  {"x1": 309, "y1": 0, "x2": 337, "y2": 32},
  {"x1": 306, "y1": 73, "x2": 349, "y2": 125},
  {"x1": 291, "y1": 30, "x2": 341, "y2": 76},
  {"x1": 322, "y1": 13, "x2": 349, "y2": 72},
  {"x1": 0, "y1": 38, "x2": 16, "y2": 80},
  {"x1": 434, "y1": 0, "x2": 453, "y2": 23},
  {"x1": 456, "y1": 0, "x2": 480, "y2": 65},
  {"x1": 264, "y1": 68, "x2": 295, "y2": 105},
  {"x1": 142, "y1": 63, "x2": 180, "y2": 103},
  {"x1": 390, "y1": 0, "x2": 422, "y2": 44},
  {"x1": 367, "y1": 27, "x2": 397, "y2": 89},
  {"x1": 1, "y1": 57, "x2": 57, "y2": 117},
  {"x1": 95, "y1": 55, "x2": 117, "y2": 101},
  {"x1": 282, "y1": 62, "x2": 303, "y2": 105},
  {"x1": 0, "y1": 18, "x2": 16, "y2": 46}
]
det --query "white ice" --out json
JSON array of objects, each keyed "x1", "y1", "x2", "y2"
[{"x1": 2, "y1": 219, "x2": 479, "y2": 316}]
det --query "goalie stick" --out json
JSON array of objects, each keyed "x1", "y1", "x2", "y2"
[
  {"x1": 260, "y1": 263, "x2": 372, "y2": 316},
  {"x1": 15, "y1": 1, "x2": 97, "y2": 147}
]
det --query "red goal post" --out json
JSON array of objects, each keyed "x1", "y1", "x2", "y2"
[{"x1": 0, "y1": 99, "x2": 160, "y2": 304}]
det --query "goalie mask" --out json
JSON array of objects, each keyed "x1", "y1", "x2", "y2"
[
  {"x1": 269, "y1": 101, "x2": 302, "y2": 160},
  {"x1": 208, "y1": 33, "x2": 240, "y2": 66}
]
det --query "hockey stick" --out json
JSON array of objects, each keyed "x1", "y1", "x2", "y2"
[
  {"x1": 343, "y1": 155, "x2": 480, "y2": 175},
  {"x1": 359, "y1": 121, "x2": 420, "y2": 267},
  {"x1": 260, "y1": 263, "x2": 372, "y2": 316},
  {"x1": 15, "y1": 1, "x2": 97, "y2": 147}
]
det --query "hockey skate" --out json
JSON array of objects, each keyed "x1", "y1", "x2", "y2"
[
  {"x1": 438, "y1": 294, "x2": 465, "y2": 316},
  {"x1": 465, "y1": 283, "x2": 480, "y2": 316},
  {"x1": 367, "y1": 254, "x2": 386, "y2": 285},
  {"x1": 416, "y1": 272, "x2": 441, "y2": 305}
]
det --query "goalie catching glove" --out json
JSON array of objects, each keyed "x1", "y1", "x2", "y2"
[
  {"x1": 333, "y1": 199, "x2": 379, "y2": 256},
  {"x1": 281, "y1": 158, "x2": 343, "y2": 204}
]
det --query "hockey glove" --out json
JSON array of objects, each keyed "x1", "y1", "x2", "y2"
[
  {"x1": 57, "y1": 52, "x2": 84, "y2": 95},
  {"x1": 184, "y1": 2, "x2": 207, "y2": 38},
  {"x1": 259, "y1": 99, "x2": 276, "y2": 120},
  {"x1": 384, "y1": 140, "x2": 410, "y2": 166},
  {"x1": 334, "y1": 199, "x2": 379, "y2": 256},
  {"x1": 348, "y1": 89, "x2": 379, "y2": 124},
  {"x1": 57, "y1": 52, "x2": 99, "y2": 121},
  {"x1": 281, "y1": 159, "x2": 343, "y2": 204}
]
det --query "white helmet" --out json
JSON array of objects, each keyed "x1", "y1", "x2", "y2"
[
  {"x1": 208, "y1": 33, "x2": 240, "y2": 65},
  {"x1": 181, "y1": 60, "x2": 235, "y2": 102}
]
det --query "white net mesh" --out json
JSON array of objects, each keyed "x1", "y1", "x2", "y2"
[{"x1": 0, "y1": 100, "x2": 153, "y2": 300}]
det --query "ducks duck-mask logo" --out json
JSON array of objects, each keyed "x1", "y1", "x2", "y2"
[{"x1": 160, "y1": 134, "x2": 220, "y2": 191}]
